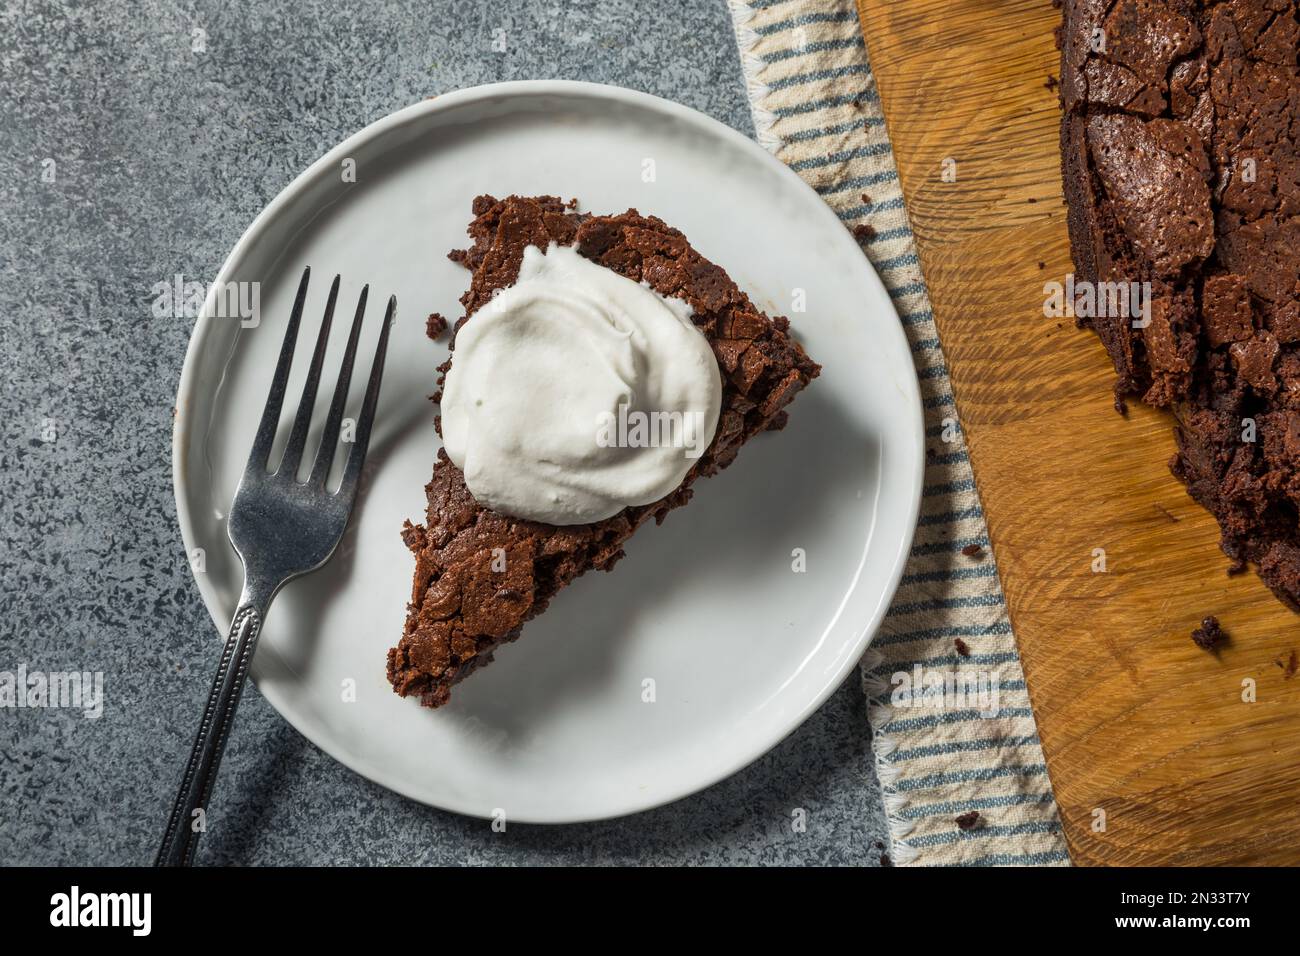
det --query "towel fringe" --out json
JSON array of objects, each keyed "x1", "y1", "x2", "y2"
[{"x1": 726, "y1": 0, "x2": 783, "y2": 154}]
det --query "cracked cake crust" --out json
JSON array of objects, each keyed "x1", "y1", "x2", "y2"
[{"x1": 1060, "y1": 0, "x2": 1300, "y2": 607}]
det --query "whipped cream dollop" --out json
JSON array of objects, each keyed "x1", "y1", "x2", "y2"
[{"x1": 440, "y1": 243, "x2": 722, "y2": 525}]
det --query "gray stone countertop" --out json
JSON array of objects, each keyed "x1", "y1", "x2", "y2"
[{"x1": 0, "y1": 0, "x2": 890, "y2": 865}]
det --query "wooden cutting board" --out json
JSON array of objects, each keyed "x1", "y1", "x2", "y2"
[{"x1": 856, "y1": 0, "x2": 1300, "y2": 865}]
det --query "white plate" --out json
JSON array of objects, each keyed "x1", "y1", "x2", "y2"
[{"x1": 173, "y1": 81, "x2": 923, "y2": 823}]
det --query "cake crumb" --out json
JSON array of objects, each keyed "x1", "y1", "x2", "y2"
[
  {"x1": 425, "y1": 312, "x2": 449, "y2": 340},
  {"x1": 853, "y1": 223, "x2": 877, "y2": 243},
  {"x1": 860, "y1": 192, "x2": 873, "y2": 205},
  {"x1": 961, "y1": 543, "x2": 985, "y2": 559},
  {"x1": 955, "y1": 811, "x2": 981, "y2": 831},
  {"x1": 1190, "y1": 616, "x2": 1225, "y2": 651},
  {"x1": 954, "y1": 638, "x2": 971, "y2": 658}
]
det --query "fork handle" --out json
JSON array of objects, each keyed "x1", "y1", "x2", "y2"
[{"x1": 156, "y1": 593, "x2": 267, "y2": 867}]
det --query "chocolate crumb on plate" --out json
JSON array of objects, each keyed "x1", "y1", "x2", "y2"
[{"x1": 425, "y1": 312, "x2": 449, "y2": 340}]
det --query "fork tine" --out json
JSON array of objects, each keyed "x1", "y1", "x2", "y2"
[
  {"x1": 248, "y1": 266, "x2": 311, "y2": 473},
  {"x1": 276, "y1": 274, "x2": 340, "y2": 478},
  {"x1": 309, "y1": 285, "x2": 369, "y2": 486},
  {"x1": 337, "y1": 295, "x2": 395, "y2": 501}
]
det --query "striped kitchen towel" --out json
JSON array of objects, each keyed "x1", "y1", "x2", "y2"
[{"x1": 727, "y1": 0, "x2": 1070, "y2": 866}]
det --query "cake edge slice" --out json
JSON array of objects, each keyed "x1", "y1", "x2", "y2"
[{"x1": 387, "y1": 195, "x2": 822, "y2": 707}]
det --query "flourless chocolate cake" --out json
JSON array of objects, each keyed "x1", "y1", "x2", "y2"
[
  {"x1": 387, "y1": 195, "x2": 821, "y2": 707},
  {"x1": 1060, "y1": 0, "x2": 1300, "y2": 607}
]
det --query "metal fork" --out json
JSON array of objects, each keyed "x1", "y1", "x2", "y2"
[{"x1": 157, "y1": 267, "x2": 394, "y2": 867}]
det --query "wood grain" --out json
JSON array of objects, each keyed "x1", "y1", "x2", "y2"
[{"x1": 856, "y1": 0, "x2": 1300, "y2": 865}]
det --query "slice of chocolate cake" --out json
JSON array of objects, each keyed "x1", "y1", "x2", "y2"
[
  {"x1": 1059, "y1": 0, "x2": 1300, "y2": 607},
  {"x1": 387, "y1": 195, "x2": 821, "y2": 707}
]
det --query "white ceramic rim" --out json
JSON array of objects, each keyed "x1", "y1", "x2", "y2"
[{"x1": 171, "y1": 79, "x2": 925, "y2": 822}]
